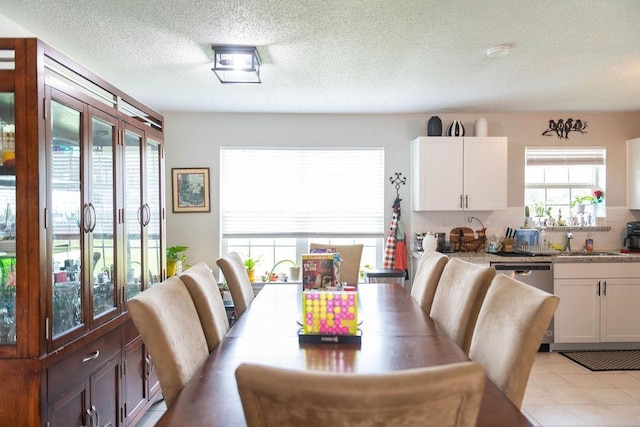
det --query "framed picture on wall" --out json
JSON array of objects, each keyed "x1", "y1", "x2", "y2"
[{"x1": 172, "y1": 167, "x2": 211, "y2": 213}]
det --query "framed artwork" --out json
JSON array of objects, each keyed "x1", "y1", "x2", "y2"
[{"x1": 172, "y1": 167, "x2": 210, "y2": 212}]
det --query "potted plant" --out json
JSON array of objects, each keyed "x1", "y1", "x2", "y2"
[
  {"x1": 243, "y1": 255, "x2": 262, "y2": 283},
  {"x1": 570, "y1": 195, "x2": 595, "y2": 214},
  {"x1": 166, "y1": 245, "x2": 188, "y2": 276}
]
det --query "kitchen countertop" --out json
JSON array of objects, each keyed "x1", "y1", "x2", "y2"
[{"x1": 412, "y1": 251, "x2": 640, "y2": 264}]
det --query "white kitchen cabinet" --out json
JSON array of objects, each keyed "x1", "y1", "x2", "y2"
[
  {"x1": 554, "y1": 263, "x2": 640, "y2": 343},
  {"x1": 411, "y1": 137, "x2": 507, "y2": 211},
  {"x1": 627, "y1": 137, "x2": 640, "y2": 209}
]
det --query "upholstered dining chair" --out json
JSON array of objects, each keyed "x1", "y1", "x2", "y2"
[
  {"x1": 469, "y1": 274, "x2": 559, "y2": 409},
  {"x1": 410, "y1": 250, "x2": 449, "y2": 313},
  {"x1": 309, "y1": 243, "x2": 364, "y2": 286},
  {"x1": 430, "y1": 258, "x2": 495, "y2": 355},
  {"x1": 235, "y1": 361, "x2": 485, "y2": 427},
  {"x1": 126, "y1": 276, "x2": 209, "y2": 408},
  {"x1": 179, "y1": 261, "x2": 230, "y2": 352},
  {"x1": 217, "y1": 252, "x2": 255, "y2": 318}
]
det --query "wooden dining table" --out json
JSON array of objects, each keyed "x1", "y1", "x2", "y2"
[{"x1": 156, "y1": 283, "x2": 532, "y2": 426}]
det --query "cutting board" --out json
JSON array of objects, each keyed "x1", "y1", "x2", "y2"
[
  {"x1": 450, "y1": 227, "x2": 487, "y2": 252},
  {"x1": 449, "y1": 227, "x2": 475, "y2": 243}
]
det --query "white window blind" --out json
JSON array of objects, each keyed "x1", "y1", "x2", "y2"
[
  {"x1": 526, "y1": 147, "x2": 606, "y2": 166},
  {"x1": 220, "y1": 147, "x2": 385, "y2": 236}
]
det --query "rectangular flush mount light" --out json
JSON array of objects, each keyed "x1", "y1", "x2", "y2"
[{"x1": 212, "y1": 45, "x2": 261, "y2": 84}]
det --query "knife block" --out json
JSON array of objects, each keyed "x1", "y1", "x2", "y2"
[{"x1": 502, "y1": 238, "x2": 514, "y2": 252}]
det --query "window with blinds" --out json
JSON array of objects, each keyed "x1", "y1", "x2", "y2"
[
  {"x1": 525, "y1": 147, "x2": 606, "y2": 223},
  {"x1": 219, "y1": 147, "x2": 386, "y2": 276},
  {"x1": 220, "y1": 147, "x2": 385, "y2": 237}
]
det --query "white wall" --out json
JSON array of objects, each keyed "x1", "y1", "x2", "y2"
[{"x1": 164, "y1": 111, "x2": 640, "y2": 270}]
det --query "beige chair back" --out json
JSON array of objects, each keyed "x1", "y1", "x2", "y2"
[
  {"x1": 236, "y1": 361, "x2": 485, "y2": 427},
  {"x1": 217, "y1": 252, "x2": 255, "y2": 317},
  {"x1": 410, "y1": 250, "x2": 449, "y2": 312},
  {"x1": 430, "y1": 258, "x2": 495, "y2": 355},
  {"x1": 126, "y1": 276, "x2": 209, "y2": 407},
  {"x1": 179, "y1": 261, "x2": 230, "y2": 352},
  {"x1": 469, "y1": 274, "x2": 559, "y2": 408},
  {"x1": 309, "y1": 243, "x2": 363, "y2": 286}
]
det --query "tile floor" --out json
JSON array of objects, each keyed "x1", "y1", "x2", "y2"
[
  {"x1": 522, "y1": 352, "x2": 640, "y2": 426},
  {"x1": 135, "y1": 352, "x2": 640, "y2": 426}
]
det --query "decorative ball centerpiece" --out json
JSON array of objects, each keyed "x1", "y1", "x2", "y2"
[{"x1": 447, "y1": 120, "x2": 465, "y2": 136}]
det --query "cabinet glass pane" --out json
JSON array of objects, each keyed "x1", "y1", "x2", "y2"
[
  {"x1": 124, "y1": 130, "x2": 142, "y2": 299},
  {"x1": 0, "y1": 92, "x2": 16, "y2": 345},
  {"x1": 146, "y1": 139, "x2": 161, "y2": 286},
  {"x1": 90, "y1": 116, "x2": 116, "y2": 317},
  {"x1": 51, "y1": 100, "x2": 83, "y2": 337}
]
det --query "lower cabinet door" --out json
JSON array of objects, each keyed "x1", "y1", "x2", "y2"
[
  {"x1": 124, "y1": 339, "x2": 147, "y2": 423},
  {"x1": 91, "y1": 355, "x2": 120, "y2": 427},
  {"x1": 48, "y1": 354, "x2": 120, "y2": 427},
  {"x1": 48, "y1": 380, "x2": 89, "y2": 427}
]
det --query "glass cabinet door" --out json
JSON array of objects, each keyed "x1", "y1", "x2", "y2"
[
  {"x1": 124, "y1": 128, "x2": 143, "y2": 300},
  {"x1": 145, "y1": 138, "x2": 162, "y2": 286},
  {"x1": 50, "y1": 98, "x2": 84, "y2": 339},
  {"x1": 0, "y1": 92, "x2": 16, "y2": 345},
  {"x1": 89, "y1": 112, "x2": 117, "y2": 320}
]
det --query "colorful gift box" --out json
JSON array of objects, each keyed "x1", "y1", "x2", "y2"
[{"x1": 301, "y1": 290, "x2": 358, "y2": 336}]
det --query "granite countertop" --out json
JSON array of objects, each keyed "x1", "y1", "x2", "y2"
[{"x1": 412, "y1": 251, "x2": 640, "y2": 264}]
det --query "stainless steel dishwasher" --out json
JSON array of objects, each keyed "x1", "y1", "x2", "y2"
[{"x1": 489, "y1": 262, "x2": 554, "y2": 350}]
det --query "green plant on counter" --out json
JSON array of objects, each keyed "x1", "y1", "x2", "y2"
[
  {"x1": 532, "y1": 201, "x2": 545, "y2": 217},
  {"x1": 570, "y1": 195, "x2": 595, "y2": 208}
]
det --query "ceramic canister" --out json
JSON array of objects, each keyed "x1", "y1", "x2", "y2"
[
  {"x1": 422, "y1": 232, "x2": 438, "y2": 251},
  {"x1": 475, "y1": 117, "x2": 488, "y2": 137}
]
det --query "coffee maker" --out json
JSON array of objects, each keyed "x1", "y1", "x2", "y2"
[{"x1": 623, "y1": 221, "x2": 640, "y2": 252}]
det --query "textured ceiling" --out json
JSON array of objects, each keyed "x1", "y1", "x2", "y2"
[{"x1": 1, "y1": 1, "x2": 639, "y2": 114}]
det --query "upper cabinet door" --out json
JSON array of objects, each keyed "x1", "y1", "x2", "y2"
[
  {"x1": 628, "y1": 138, "x2": 640, "y2": 209},
  {"x1": 123, "y1": 126, "x2": 143, "y2": 300},
  {"x1": 463, "y1": 137, "x2": 507, "y2": 210},
  {"x1": 144, "y1": 138, "x2": 162, "y2": 286},
  {"x1": 48, "y1": 92, "x2": 86, "y2": 346},
  {"x1": 412, "y1": 137, "x2": 463, "y2": 210},
  {"x1": 88, "y1": 109, "x2": 118, "y2": 326},
  {"x1": 0, "y1": 91, "x2": 16, "y2": 349}
]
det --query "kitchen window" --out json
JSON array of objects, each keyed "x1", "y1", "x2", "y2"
[
  {"x1": 525, "y1": 147, "x2": 606, "y2": 225},
  {"x1": 219, "y1": 147, "x2": 385, "y2": 280}
]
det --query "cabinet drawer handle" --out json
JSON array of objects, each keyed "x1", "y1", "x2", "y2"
[
  {"x1": 82, "y1": 350, "x2": 100, "y2": 363},
  {"x1": 603, "y1": 280, "x2": 607, "y2": 296},
  {"x1": 596, "y1": 281, "x2": 601, "y2": 296}
]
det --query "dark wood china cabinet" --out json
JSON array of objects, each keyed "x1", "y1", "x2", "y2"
[{"x1": 0, "y1": 38, "x2": 166, "y2": 427}]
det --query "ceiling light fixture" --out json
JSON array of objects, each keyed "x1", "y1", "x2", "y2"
[
  {"x1": 486, "y1": 45, "x2": 510, "y2": 58},
  {"x1": 211, "y1": 45, "x2": 261, "y2": 84}
]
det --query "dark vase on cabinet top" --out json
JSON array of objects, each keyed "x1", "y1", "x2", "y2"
[{"x1": 427, "y1": 116, "x2": 442, "y2": 136}]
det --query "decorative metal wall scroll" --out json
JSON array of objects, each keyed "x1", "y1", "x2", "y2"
[
  {"x1": 389, "y1": 172, "x2": 406, "y2": 199},
  {"x1": 542, "y1": 118, "x2": 588, "y2": 140}
]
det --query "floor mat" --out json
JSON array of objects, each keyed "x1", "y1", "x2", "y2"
[{"x1": 558, "y1": 350, "x2": 640, "y2": 371}]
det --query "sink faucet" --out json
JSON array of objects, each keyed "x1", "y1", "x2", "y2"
[{"x1": 565, "y1": 231, "x2": 574, "y2": 252}]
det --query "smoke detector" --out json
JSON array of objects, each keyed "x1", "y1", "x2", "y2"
[{"x1": 486, "y1": 45, "x2": 510, "y2": 58}]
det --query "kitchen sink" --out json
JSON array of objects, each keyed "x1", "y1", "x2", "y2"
[{"x1": 555, "y1": 251, "x2": 624, "y2": 257}]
